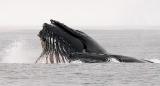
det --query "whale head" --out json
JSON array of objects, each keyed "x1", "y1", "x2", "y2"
[{"x1": 36, "y1": 20, "x2": 84, "y2": 63}]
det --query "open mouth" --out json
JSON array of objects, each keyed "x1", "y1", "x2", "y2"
[{"x1": 36, "y1": 22, "x2": 77, "y2": 64}]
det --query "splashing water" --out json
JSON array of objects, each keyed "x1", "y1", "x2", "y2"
[
  {"x1": 1, "y1": 40, "x2": 29, "y2": 63},
  {"x1": 145, "y1": 59, "x2": 160, "y2": 63}
]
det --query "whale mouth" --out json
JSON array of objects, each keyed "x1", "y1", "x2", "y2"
[{"x1": 36, "y1": 22, "x2": 81, "y2": 64}]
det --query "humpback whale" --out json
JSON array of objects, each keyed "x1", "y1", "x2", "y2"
[{"x1": 35, "y1": 19, "x2": 153, "y2": 64}]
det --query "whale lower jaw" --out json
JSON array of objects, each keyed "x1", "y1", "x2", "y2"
[{"x1": 36, "y1": 34, "x2": 75, "y2": 64}]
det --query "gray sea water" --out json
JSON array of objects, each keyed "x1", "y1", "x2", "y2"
[{"x1": 0, "y1": 29, "x2": 160, "y2": 86}]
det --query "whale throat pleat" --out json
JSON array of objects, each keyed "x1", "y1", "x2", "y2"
[{"x1": 36, "y1": 35, "x2": 73, "y2": 64}]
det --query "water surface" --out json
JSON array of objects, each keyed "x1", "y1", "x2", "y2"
[
  {"x1": 0, "y1": 29, "x2": 160, "y2": 86},
  {"x1": 0, "y1": 63, "x2": 159, "y2": 86}
]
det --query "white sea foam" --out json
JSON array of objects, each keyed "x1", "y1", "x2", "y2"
[
  {"x1": 145, "y1": 59, "x2": 160, "y2": 63},
  {"x1": 71, "y1": 60, "x2": 83, "y2": 64},
  {"x1": 109, "y1": 58, "x2": 120, "y2": 63}
]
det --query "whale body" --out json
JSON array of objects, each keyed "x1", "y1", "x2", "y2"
[{"x1": 36, "y1": 20, "x2": 154, "y2": 64}]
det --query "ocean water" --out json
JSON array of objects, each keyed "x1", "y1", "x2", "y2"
[{"x1": 0, "y1": 29, "x2": 160, "y2": 86}]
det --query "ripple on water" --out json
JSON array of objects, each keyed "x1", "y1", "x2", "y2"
[{"x1": 0, "y1": 63, "x2": 159, "y2": 86}]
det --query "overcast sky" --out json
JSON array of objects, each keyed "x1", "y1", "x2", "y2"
[{"x1": 0, "y1": 0, "x2": 160, "y2": 29}]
